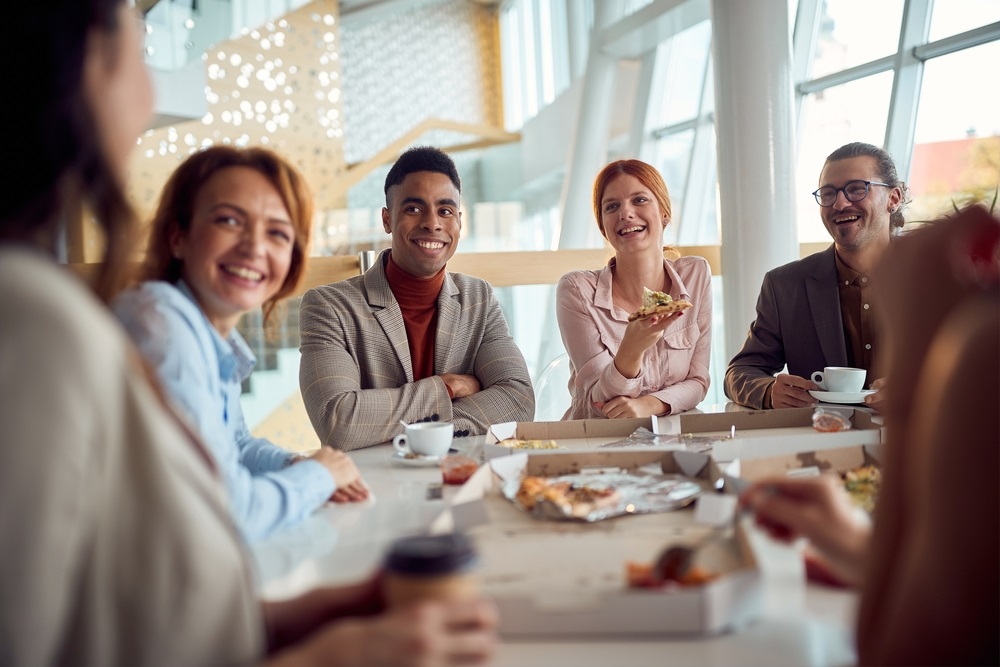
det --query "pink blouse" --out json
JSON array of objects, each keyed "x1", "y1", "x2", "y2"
[{"x1": 556, "y1": 255, "x2": 712, "y2": 419}]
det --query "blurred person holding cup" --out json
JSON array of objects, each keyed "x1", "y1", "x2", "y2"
[
  {"x1": 0, "y1": 2, "x2": 497, "y2": 664},
  {"x1": 741, "y1": 205, "x2": 1000, "y2": 665}
]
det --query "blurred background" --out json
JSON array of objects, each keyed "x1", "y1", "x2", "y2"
[{"x1": 72, "y1": 0, "x2": 999, "y2": 446}]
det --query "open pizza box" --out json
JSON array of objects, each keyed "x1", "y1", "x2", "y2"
[
  {"x1": 675, "y1": 407, "x2": 884, "y2": 462},
  {"x1": 484, "y1": 408, "x2": 883, "y2": 464},
  {"x1": 429, "y1": 449, "x2": 763, "y2": 637},
  {"x1": 737, "y1": 443, "x2": 882, "y2": 481},
  {"x1": 484, "y1": 416, "x2": 664, "y2": 460}
]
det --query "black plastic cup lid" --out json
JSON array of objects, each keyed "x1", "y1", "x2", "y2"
[{"x1": 384, "y1": 533, "x2": 477, "y2": 576}]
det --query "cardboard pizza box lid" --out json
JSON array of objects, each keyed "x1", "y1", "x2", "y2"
[
  {"x1": 488, "y1": 416, "x2": 658, "y2": 443},
  {"x1": 738, "y1": 443, "x2": 882, "y2": 481}
]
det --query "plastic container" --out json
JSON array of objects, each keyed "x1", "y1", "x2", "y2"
[
  {"x1": 441, "y1": 454, "x2": 479, "y2": 485},
  {"x1": 382, "y1": 533, "x2": 479, "y2": 607}
]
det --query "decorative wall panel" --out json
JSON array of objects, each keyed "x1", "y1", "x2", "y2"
[{"x1": 128, "y1": 0, "x2": 347, "y2": 219}]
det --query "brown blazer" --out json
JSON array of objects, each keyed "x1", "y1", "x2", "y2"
[
  {"x1": 724, "y1": 246, "x2": 850, "y2": 409},
  {"x1": 299, "y1": 250, "x2": 535, "y2": 451}
]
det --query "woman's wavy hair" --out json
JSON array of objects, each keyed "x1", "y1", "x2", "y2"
[
  {"x1": 592, "y1": 159, "x2": 678, "y2": 258},
  {"x1": 0, "y1": 0, "x2": 137, "y2": 302},
  {"x1": 143, "y1": 146, "x2": 314, "y2": 327}
]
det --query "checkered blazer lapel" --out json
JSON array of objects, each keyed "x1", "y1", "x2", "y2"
[
  {"x1": 434, "y1": 272, "x2": 461, "y2": 375},
  {"x1": 363, "y1": 256, "x2": 414, "y2": 383}
]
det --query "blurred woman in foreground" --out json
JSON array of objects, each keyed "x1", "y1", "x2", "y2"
[
  {"x1": 0, "y1": 2, "x2": 496, "y2": 665},
  {"x1": 742, "y1": 205, "x2": 999, "y2": 666},
  {"x1": 114, "y1": 146, "x2": 369, "y2": 542},
  {"x1": 556, "y1": 159, "x2": 712, "y2": 419}
]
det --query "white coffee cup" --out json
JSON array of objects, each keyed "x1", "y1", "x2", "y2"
[
  {"x1": 811, "y1": 367, "x2": 866, "y2": 393},
  {"x1": 393, "y1": 422, "x2": 453, "y2": 458}
]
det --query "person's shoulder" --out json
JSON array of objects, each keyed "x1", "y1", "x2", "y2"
[
  {"x1": 303, "y1": 272, "x2": 365, "y2": 302},
  {"x1": 0, "y1": 247, "x2": 127, "y2": 367},
  {"x1": 114, "y1": 280, "x2": 207, "y2": 340},
  {"x1": 767, "y1": 245, "x2": 833, "y2": 279},
  {"x1": 448, "y1": 270, "x2": 494, "y2": 293},
  {"x1": 671, "y1": 254, "x2": 711, "y2": 275},
  {"x1": 557, "y1": 268, "x2": 601, "y2": 289},
  {"x1": 114, "y1": 280, "x2": 194, "y2": 317}
]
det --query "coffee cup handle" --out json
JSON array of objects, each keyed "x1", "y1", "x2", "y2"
[
  {"x1": 393, "y1": 434, "x2": 409, "y2": 453},
  {"x1": 810, "y1": 371, "x2": 826, "y2": 390}
]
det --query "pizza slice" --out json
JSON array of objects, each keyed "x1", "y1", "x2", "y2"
[
  {"x1": 515, "y1": 476, "x2": 621, "y2": 518},
  {"x1": 628, "y1": 286, "x2": 693, "y2": 322},
  {"x1": 841, "y1": 464, "x2": 881, "y2": 513}
]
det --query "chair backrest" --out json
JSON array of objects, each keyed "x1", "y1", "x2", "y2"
[{"x1": 533, "y1": 352, "x2": 572, "y2": 422}]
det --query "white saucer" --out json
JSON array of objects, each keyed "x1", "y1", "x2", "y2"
[
  {"x1": 392, "y1": 450, "x2": 445, "y2": 467},
  {"x1": 809, "y1": 389, "x2": 876, "y2": 404}
]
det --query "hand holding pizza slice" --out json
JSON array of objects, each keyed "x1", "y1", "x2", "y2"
[{"x1": 628, "y1": 286, "x2": 693, "y2": 322}]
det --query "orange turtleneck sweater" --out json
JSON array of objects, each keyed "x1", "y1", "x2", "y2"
[{"x1": 385, "y1": 254, "x2": 446, "y2": 382}]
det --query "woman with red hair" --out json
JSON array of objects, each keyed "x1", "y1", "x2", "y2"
[{"x1": 556, "y1": 159, "x2": 712, "y2": 419}]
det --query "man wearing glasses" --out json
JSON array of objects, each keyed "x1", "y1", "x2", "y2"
[{"x1": 725, "y1": 142, "x2": 906, "y2": 410}]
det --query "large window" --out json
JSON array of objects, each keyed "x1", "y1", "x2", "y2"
[
  {"x1": 928, "y1": 0, "x2": 1000, "y2": 41},
  {"x1": 494, "y1": 0, "x2": 1000, "y2": 412},
  {"x1": 909, "y1": 40, "x2": 1000, "y2": 220},
  {"x1": 500, "y1": 0, "x2": 573, "y2": 130},
  {"x1": 809, "y1": 0, "x2": 904, "y2": 79}
]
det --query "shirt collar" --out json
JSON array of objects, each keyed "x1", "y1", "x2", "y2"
[
  {"x1": 834, "y1": 251, "x2": 865, "y2": 286},
  {"x1": 176, "y1": 280, "x2": 256, "y2": 382}
]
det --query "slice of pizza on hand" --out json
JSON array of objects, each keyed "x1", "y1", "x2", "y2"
[{"x1": 628, "y1": 286, "x2": 693, "y2": 322}]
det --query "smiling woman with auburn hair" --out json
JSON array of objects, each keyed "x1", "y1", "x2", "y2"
[
  {"x1": 142, "y1": 145, "x2": 313, "y2": 326},
  {"x1": 556, "y1": 159, "x2": 713, "y2": 420},
  {"x1": 114, "y1": 146, "x2": 371, "y2": 542}
]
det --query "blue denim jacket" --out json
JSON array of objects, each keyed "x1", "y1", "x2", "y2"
[{"x1": 114, "y1": 280, "x2": 334, "y2": 541}]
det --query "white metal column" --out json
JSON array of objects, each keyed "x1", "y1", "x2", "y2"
[
  {"x1": 556, "y1": 0, "x2": 618, "y2": 249},
  {"x1": 883, "y1": 0, "x2": 933, "y2": 180},
  {"x1": 711, "y1": 0, "x2": 799, "y2": 362}
]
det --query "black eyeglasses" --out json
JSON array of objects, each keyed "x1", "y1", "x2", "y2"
[{"x1": 812, "y1": 180, "x2": 892, "y2": 207}]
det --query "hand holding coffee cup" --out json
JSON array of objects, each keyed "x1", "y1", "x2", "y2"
[
  {"x1": 393, "y1": 422, "x2": 453, "y2": 458},
  {"x1": 811, "y1": 367, "x2": 866, "y2": 393},
  {"x1": 382, "y1": 533, "x2": 479, "y2": 608}
]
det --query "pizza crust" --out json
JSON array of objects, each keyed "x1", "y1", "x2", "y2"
[
  {"x1": 628, "y1": 299, "x2": 693, "y2": 322},
  {"x1": 628, "y1": 286, "x2": 693, "y2": 322}
]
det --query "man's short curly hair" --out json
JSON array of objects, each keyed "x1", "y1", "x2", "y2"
[{"x1": 384, "y1": 146, "x2": 461, "y2": 206}]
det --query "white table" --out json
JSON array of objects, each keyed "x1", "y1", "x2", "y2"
[{"x1": 252, "y1": 419, "x2": 859, "y2": 667}]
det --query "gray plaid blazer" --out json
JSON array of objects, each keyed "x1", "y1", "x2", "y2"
[{"x1": 299, "y1": 250, "x2": 535, "y2": 450}]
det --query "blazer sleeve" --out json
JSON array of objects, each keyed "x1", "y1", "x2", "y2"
[
  {"x1": 724, "y1": 270, "x2": 787, "y2": 409},
  {"x1": 450, "y1": 288, "x2": 535, "y2": 430}
]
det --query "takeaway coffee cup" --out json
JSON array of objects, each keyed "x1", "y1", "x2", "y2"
[
  {"x1": 382, "y1": 533, "x2": 479, "y2": 608},
  {"x1": 811, "y1": 367, "x2": 866, "y2": 393},
  {"x1": 393, "y1": 422, "x2": 453, "y2": 458}
]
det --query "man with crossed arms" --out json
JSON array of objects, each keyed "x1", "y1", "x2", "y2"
[
  {"x1": 299, "y1": 146, "x2": 534, "y2": 450},
  {"x1": 725, "y1": 142, "x2": 906, "y2": 410}
]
